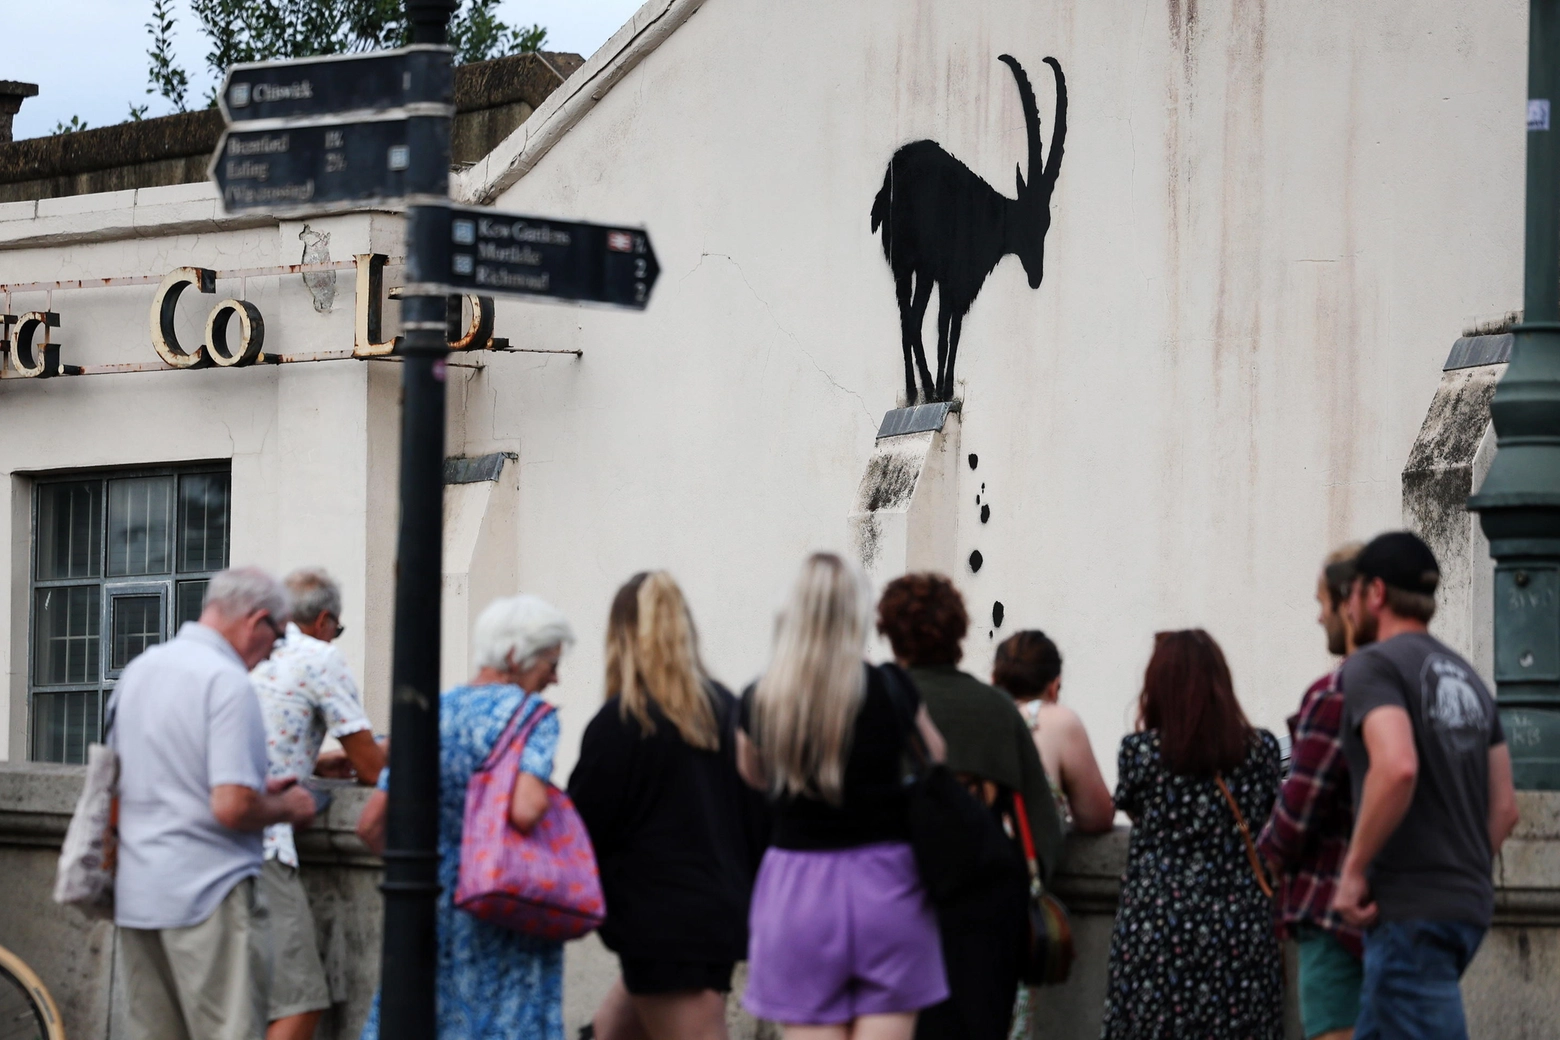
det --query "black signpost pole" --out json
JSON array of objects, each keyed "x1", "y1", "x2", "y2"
[
  {"x1": 380, "y1": 3, "x2": 455, "y2": 1038},
  {"x1": 204, "y1": 25, "x2": 659, "y2": 1035}
]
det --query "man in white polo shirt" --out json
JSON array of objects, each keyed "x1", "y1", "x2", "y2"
[{"x1": 110, "y1": 567, "x2": 317, "y2": 1040}]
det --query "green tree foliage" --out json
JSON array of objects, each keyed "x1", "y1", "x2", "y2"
[
  {"x1": 144, "y1": 1, "x2": 548, "y2": 110},
  {"x1": 53, "y1": 115, "x2": 90, "y2": 134},
  {"x1": 449, "y1": 0, "x2": 547, "y2": 63},
  {"x1": 146, "y1": 0, "x2": 190, "y2": 112}
]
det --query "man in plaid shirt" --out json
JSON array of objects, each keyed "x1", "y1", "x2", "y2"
[{"x1": 1257, "y1": 544, "x2": 1365, "y2": 1040}]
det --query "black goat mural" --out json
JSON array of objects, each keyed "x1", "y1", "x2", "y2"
[{"x1": 870, "y1": 55, "x2": 1067, "y2": 403}]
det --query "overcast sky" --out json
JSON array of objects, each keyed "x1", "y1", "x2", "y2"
[{"x1": 8, "y1": 1, "x2": 645, "y2": 140}]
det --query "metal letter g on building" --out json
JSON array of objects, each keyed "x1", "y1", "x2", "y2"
[{"x1": 10, "y1": 312, "x2": 61, "y2": 378}]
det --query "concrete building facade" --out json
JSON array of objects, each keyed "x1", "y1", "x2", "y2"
[
  {"x1": 0, "y1": 1, "x2": 1554, "y2": 1038},
  {"x1": 2, "y1": 0, "x2": 1524, "y2": 778}
]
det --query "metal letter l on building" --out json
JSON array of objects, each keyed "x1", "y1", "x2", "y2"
[
  {"x1": 379, "y1": 2, "x2": 455, "y2": 1037},
  {"x1": 1469, "y1": 0, "x2": 1560, "y2": 789}
]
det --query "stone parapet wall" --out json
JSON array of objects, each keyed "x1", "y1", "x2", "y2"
[
  {"x1": 0, "y1": 51, "x2": 584, "y2": 204},
  {"x1": 3, "y1": 764, "x2": 1558, "y2": 1039}
]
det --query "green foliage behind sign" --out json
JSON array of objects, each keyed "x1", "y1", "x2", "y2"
[{"x1": 146, "y1": 0, "x2": 547, "y2": 111}]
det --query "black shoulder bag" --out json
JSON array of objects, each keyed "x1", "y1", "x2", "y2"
[{"x1": 880, "y1": 664, "x2": 1017, "y2": 907}]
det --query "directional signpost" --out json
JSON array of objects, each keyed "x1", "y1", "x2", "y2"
[
  {"x1": 207, "y1": 10, "x2": 660, "y2": 1037},
  {"x1": 209, "y1": 46, "x2": 452, "y2": 215},
  {"x1": 212, "y1": 117, "x2": 412, "y2": 213},
  {"x1": 414, "y1": 205, "x2": 661, "y2": 308},
  {"x1": 218, "y1": 49, "x2": 439, "y2": 122}
]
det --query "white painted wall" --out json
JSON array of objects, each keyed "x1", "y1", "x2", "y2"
[
  {"x1": 0, "y1": 0, "x2": 1532, "y2": 787},
  {"x1": 457, "y1": 0, "x2": 1527, "y2": 780}
]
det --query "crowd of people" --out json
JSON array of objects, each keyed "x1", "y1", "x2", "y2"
[{"x1": 98, "y1": 529, "x2": 1518, "y2": 1040}]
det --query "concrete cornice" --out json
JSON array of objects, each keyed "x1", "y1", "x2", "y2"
[
  {"x1": 454, "y1": 0, "x2": 706, "y2": 205},
  {"x1": 0, "y1": 182, "x2": 285, "y2": 251}
]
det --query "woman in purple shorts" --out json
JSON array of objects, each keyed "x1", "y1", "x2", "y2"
[{"x1": 736, "y1": 552, "x2": 951, "y2": 1040}]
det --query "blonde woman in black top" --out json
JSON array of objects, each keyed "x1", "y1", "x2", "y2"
[
  {"x1": 737, "y1": 552, "x2": 949, "y2": 1040},
  {"x1": 569, "y1": 572, "x2": 762, "y2": 1040}
]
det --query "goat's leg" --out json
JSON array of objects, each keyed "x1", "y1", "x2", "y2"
[
  {"x1": 908, "y1": 274, "x2": 935, "y2": 404},
  {"x1": 934, "y1": 302, "x2": 952, "y2": 402},
  {"x1": 941, "y1": 310, "x2": 965, "y2": 401},
  {"x1": 895, "y1": 270, "x2": 917, "y2": 406}
]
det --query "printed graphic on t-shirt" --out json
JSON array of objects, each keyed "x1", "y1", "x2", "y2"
[{"x1": 1420, "y1": 655, "x2": 1490, "y2": 750}]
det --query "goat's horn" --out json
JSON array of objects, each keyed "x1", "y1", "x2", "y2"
[
  {"x1": 998, "y1": 54, "x2": 1042, "y2": 198},
  {"x1": 1041, "y1": 56, "x2": 1067, "y2": 188}
]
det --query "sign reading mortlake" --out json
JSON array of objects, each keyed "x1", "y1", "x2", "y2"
[
  {"x1": 423, "y1": 206, "x2": 662, "y2": 310},
  {"x1": 209, "y1": 118, "x2": 411, "y2": 214}
]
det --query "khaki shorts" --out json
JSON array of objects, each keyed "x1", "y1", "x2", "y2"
[
  {"x1": 119, "y1": 877, "x2": 271, "y2": 1040},
  {"x1": 258, "y1": 858, "x2": 333, "y2": 1019}
]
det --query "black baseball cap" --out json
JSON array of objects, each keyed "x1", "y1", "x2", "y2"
[{"x1": 1355, "y1": 531, "x2": 1440, "y2": 596}]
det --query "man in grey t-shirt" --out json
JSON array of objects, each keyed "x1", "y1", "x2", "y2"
[
  {"x1": 1332, "y1": 532, "x2": 1520, "y2": 1040},
  {"x1": 110, "y1": 567, "x2": 316, "y2": 1040}
]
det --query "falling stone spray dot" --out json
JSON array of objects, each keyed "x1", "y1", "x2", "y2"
[
  {"x1": 969, "y1": 550, "x2": 984, "y2": 573},
  {"x1": 968, "y1": 454, "x2": 979, "y2": 470},
  {"x1": 992, "y1": 601, "x2": 1005, "y2": 628}
]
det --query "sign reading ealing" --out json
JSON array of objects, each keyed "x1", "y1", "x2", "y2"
[
  {"x1": 418, "y1": 205, "x2": 662, "y2": 310},
  {"x1": 209, "y1": 47, "x2": 452, "y2": 215}
]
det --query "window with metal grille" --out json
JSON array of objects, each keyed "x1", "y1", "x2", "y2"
[{"x1": 30, "y1": 465, "x2": 231, "y2": 763}]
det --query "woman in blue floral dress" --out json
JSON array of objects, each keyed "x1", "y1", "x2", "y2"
[
  {"x1": 1101, "y1": 630, "x2": 1283, "y2": 1040},
  {"x1": 359, "y1": 594, "x2": 576, "y2": 1040}
]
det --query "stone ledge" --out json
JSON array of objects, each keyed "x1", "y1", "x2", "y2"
[
  {"x1": 453, "y1": 51, "x2": 583, "y2": 113},
  {"x1": 6, "y1": 764, "x2": 1559, "y2": 911},
  {"x1": 1, "y1": 110, "x2": 223, "y2": 184},
  {"x1": 0, "y1": 762, "x2": 380, "y2": 866}
]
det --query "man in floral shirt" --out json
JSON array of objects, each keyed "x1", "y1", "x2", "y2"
[
  {"x1": 1257, "y1": 544, "x2": 1364, "y2": 1040},
  {"x1": 252, "y1": 567, "x2": 384, "y2": 1040}
]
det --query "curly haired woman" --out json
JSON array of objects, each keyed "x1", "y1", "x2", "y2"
[{"x1": 876, "y1": 573, "x2": 1064, "y2": 1040}]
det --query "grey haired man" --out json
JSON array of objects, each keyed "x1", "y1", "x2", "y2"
[{"x1": 111, "y1": 566, "x2": 317, "y2": 1040}]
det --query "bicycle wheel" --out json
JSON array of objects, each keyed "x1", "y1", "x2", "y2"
[{"x1": 0, "y1": 944, "x2": 64, "y2": 1040}]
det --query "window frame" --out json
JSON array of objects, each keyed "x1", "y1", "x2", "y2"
[{"x1": 27, "y1": 462, "x2": 231, "y2": 762}]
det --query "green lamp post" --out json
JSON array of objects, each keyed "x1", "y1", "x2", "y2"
[{"x1": 1468, "y1": 0, "x2": 1560, "y2": 789}]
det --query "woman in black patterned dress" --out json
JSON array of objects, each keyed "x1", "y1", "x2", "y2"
[{"x1": 1100, "y1": 629, "x2": 1283, "y2": 1040}]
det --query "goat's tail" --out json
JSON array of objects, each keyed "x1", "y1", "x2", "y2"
[{"x1": 870, "y1": 165, "x2": 892, "y2": 234}]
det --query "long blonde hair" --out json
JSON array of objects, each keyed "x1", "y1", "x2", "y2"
[
  {"x1": 752, "y1": 552, "x2": 873, "y2": 805},
  {"x1": 604, "y1": 571, "x2": 720, "y2": 751}
]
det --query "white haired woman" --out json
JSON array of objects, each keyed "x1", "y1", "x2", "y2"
[
  {"x1": 357, "y1": 594, "x2": 575, "y2": 1040},
  {"x1": 737, "y1": 553, "x2": 950, "y2": 1040}
]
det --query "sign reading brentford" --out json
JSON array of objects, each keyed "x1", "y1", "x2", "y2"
[{"x1": 212, "y1": 118, "x2": 412, "y2": 213}]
